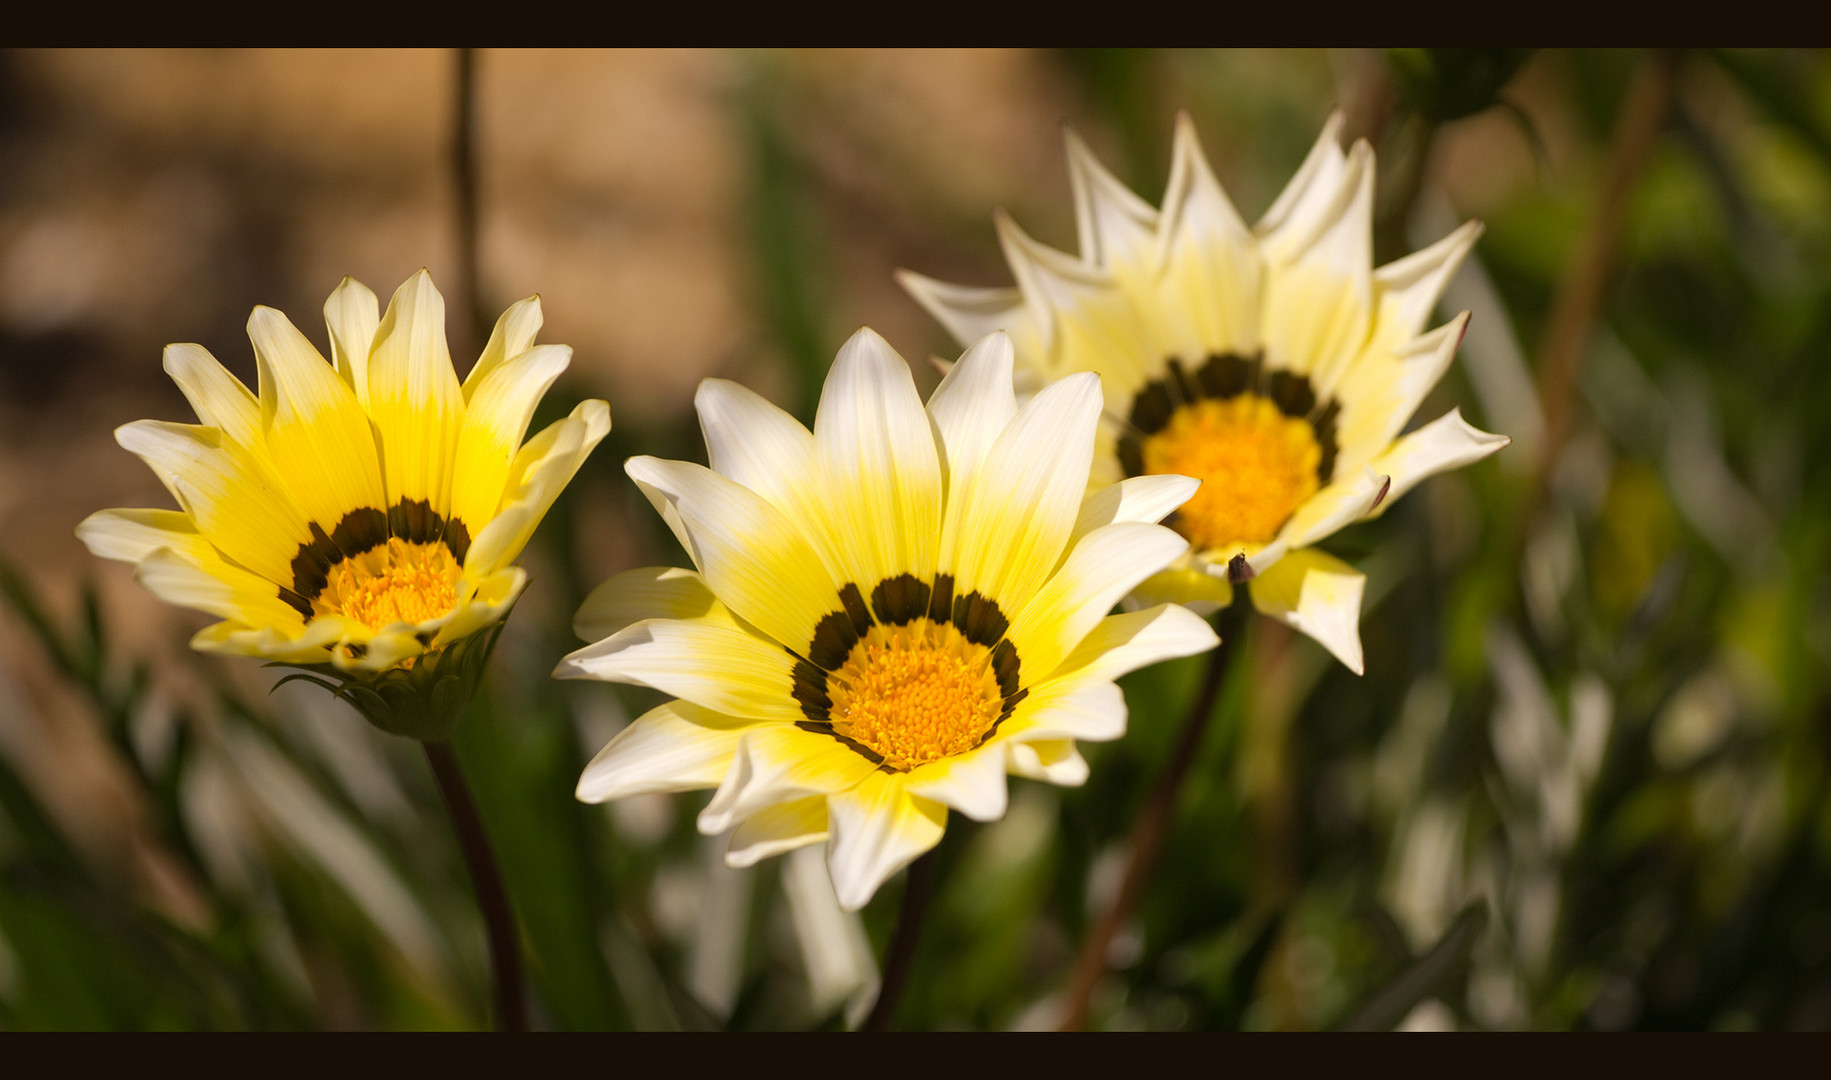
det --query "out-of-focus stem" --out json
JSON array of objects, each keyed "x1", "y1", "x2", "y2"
[
  {"x1": 451, "y1": 47, "x2": 484, "y2": 361},
  {"x1": 424, "y1": 740, "x2": 525, "y2": 1032},
  {"x1": 1533, "y1": 50, "x2": 1680, "y2": 493},
  {"x1": 860, "y1": 848, "x2": 939, "y2": 1031},
  {"x1": 1057, "y1": 607, "x2": 1243, "y2": 1031}
]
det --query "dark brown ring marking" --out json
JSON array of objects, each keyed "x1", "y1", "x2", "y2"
[
  {"x1": 1116, "y1": 351, "x2": 1341, "y2": 487},
  {"x1": 279, "y1": 497, "x2": 472, "y2": 620}
]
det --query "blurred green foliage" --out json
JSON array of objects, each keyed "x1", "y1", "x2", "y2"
[{"x1": 3, "y1": 48, "x2": 1831, "y2": 1030}]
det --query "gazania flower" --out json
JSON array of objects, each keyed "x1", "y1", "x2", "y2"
[
  {"x1": 559, "y1": 329, "x2": 1217, "y2": 909},
  {"x1": 900, "y1": 114, "x2": 1508, "y2": 673},
  {"x1": 78, "y1": 271, "x2": 609, "y2": 717}
]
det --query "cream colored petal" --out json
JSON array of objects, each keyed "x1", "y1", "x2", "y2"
[
  {"x1": 133, "y1": 546, "x2": 304, "y2": 630},
  {"x1": 1251, "y1": 467, "x2": 1388, "y2": 575},
  {"x1": 424, "y1": 566, "x2": 526, "y2": 652},
  {"x1": 463, "y1": 295, "x2": 543, "y2": 398},
  {"x1": 1155, "y1": 112, "x2": 1262, "y2": 359},
  {"x1": 695, "y1": 379, "x2": 830, "y2": 559},
  {"x1": 1372, "y1": 221, "x2": 1483, "y2": 344},
  {"x1": 694, "y1": 378, "x2": 850, "y2": 621},
  {"x1": 621, "y1": 454, "x2": 840, "y2": 657},
  {"x1": 555, "y1": 615, "x2": 801, "y2": 722},
  {"x1": 323, "y1": 277, "x2": 380, "y2": 408},
  {"x1": 726, "y1": 797, "x2": 829, "y2": 869},
  {"x1": 927, "y1": 332, "x2": 1018, "y2": 500},
  {"x1": 1006, "y1": 739, "x2": 1089, "y2": 786},
  {"x1": 1066, "y1": 127, "x2": 1159, "y2": 273},
  {"x1": 1333, "y1": 314, "x2": 1470, "y2": 476},
  {"x1": 335, "y1": 625, "x2": 424, "y2": 673},
  {"x1": 1069, "y1": 474, "x2": 1200, "y2": 549},
  {"x1": 77, "y1": 507, "x2": 205, "y2": 565},
  {"x1": 247, "y1": 305, "x2": 387, "y2": 534},
  {"x1": 628, "y1": 462, "x2": 694, "y2": 565},
  {"x1": 1008, "y1": 521, "x2": 1188, "y2": 684},
  {"x1": 367, "y1": 270, "x2": 463, "y2": 514},
  {"x1": 814, "y1": 328, "x2": 943, "y2": 591},
  {"x1": 999, "y1": 676, "x2": 1127, "y2": 744},
  {"x1": 903, "y1": 742, "x2": 1009, "y2": 822},
  {"x1": 1126, "y1": 563, "x2": 1235, "y2": 615},
  {"x1": 573, "y1": 566, "x2": 721, "y2": 642},
  {"x1": 576, "y1": 699, "x2": 751, "y2": 803},
  {"x1": 698, "y1": 725, "x2": 879, "y2": 835},
  {"x1": 1052, "y1": 603, "x2": 1220, "y2": 686},
  {"x1": 448, "y1": 343, "x2": 571, "y2": 536},
  {"x1": 894, "y1": 271, "x2": 1044, "y2": 360},
  {"x1": 995, "y1": 211, "x2": 1159, "y2": 391},
  {"x1": 463, "y1": 399, "x2": 610, "y2": 574},
  {"x1": 1248, "y1": 548, "x2": 1366, "y2": 674},
  {"x1": 1255, "y1": 111, "x2": 1348, "y2": 245},
  {"x1": 1259, "y1": 142, "x2": 1375, "y2": 391},
  {"x1": 114, "y1": 419, "x2": 310, "y2": 588},
  {"x1": 826, "y1": 771, "x2": 947, "y2": 912},
  {"x1": 1362, "y1": 408, "x2": 1508, "y2": 517},
  {"x1": 164, "y1": 343, "x2": 260, "y2": 449},
  {"x1": 944, "y1": 372, "x2": 1102, "y2": 620},
  {"x1": 192, "y1": 617, "x2": 348, "y2": 664}
]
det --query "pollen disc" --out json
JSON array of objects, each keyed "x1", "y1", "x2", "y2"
[
  {"x1": 827, "y1": 619, "x2": 1004, "y2": 772},
  {"x1": 314, "y1": 538, "x2": 461, "y2": 629},
  {"x1": 1141, "y1": 393, "x2": 1322, "y2": 551}
]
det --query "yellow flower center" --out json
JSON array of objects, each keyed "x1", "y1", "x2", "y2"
[
  {"x1": 1141, "y1": 394, "x2": 1322, "y2": 552},
  {"x1": 827, "y1": 619, "x2": 1005, "y2": 772},
  {"x1": 313, "y1": 538, "x2": 461, "y2": 630}
]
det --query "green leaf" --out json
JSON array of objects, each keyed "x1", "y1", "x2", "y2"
[{"x1": 1338, "y1": 902, "x2": 1488, "y2": 1031}]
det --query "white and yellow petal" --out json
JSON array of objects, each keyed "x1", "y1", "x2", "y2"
[
  {"x1": 926, "y1": 332, "x2": 1018, "y2": 499},
  {"x1": 466, "y1": 399, "x2": 611, "y2": 575},
  {"x1": 113, "y1": 419, "x2": 311, "y2": 589},
  {"x1": 620, "y1": 455, "x2": 838, "y2": 656},
  {"x1": 248, "y1": 305, "x2": 387, "y2": 533},
  {"x1": 1247, "y1": 547, "x2": 1367, "y2": 675},
  {"x1": 572, "y1": 565, "x2": 722, "y2": 642},
  {"x1": 464, "y1": 295, "x2": 544, "y2": 398},
  {"x1": 699, "y1": 725, "x2": 881, "y2": 836},
  {"x1": 813, "y1": 328, "x2": 943, "y2": 590},
  {"x1": 1127, "y1": 563, "x2": 1236, "y2": 614},
  {"x1": 695, "y1": 377, "x2": 834, "y2": 575},
  {"x1": 1006, "y1": 521, "x2": 1188, "y2": 685},
  {"x1": 943, "y1": 372, "x2": 1103, "y2": 616},
  {"x1": 1154, "y1": 112, "x2": 1261, "y2": 359},
  {"x1": 323, "y1": 276, "x2": 381, "y2": 408},
  {"x1": 555, "y1": 613, "x2": 804, "y2": 723},
  {"x1": 1006, "y1": 739, "x2": 1090, "y2": 786},
  {"x1": 903, "y1": 740, "x2": 1010, "y2": 823},
  {"x1": 1049, "y1": 603, "x2": 1221, "y2": 687},
  {"x1": 1362, "y1": 408, "x2": 1509, "y2": 517},
  {"x1": 367, "y1": 271, "x2": 464, "y2": 515},
  {"x1": 448, "y1": 342, "x2": 572, "y2": 534},
  {"x1": 577, "y1": 700, "x2": 753, "y2": 803},
  {"x1": 163, "y1": 343, "x2": 260, "y2": 450},
  {"x1": 826, "y1": 771, "x2": 948, "y2": 912},
  {"x1": 727, "y1": 797, "x2": 830, "y2": 869}
]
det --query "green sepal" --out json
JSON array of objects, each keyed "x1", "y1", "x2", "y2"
[{"x1": 266, "y1": 620, "x2": 507, "y2": 742}]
